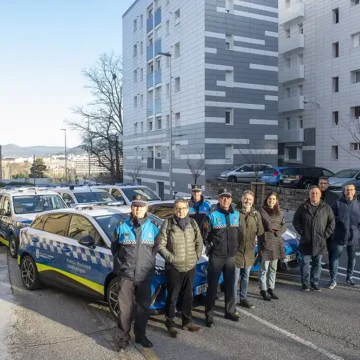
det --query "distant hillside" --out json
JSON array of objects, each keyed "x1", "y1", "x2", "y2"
[{"x1": 1, "y1": 144, "x2": 83, "y2": 158}]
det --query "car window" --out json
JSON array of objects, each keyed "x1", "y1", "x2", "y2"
[
  {"x1": 322, "y1": 169, "x2": 334, "y2": 177},
  {"x1": 12, "y1": 195, "x2": 66, "y2": 214},
  {"x1": 94, "y1": 214, "x2": 128, "y2": 241},
  {"x1": 121, "y1": 187, "x2": 161, "y2": 202},
  {"x1": 148, "y1": 205, "x2": 174, "y2": 219},
  {"x1": 262, "y1": 168, "x2": 276, "y2": 175},
  {"x1": 31, "y1": 215, "x2": 49, "y2": 230},
  {"x1": 62, "y1": 193, "x2": 75, "y2": 205},
  {"x1": 74, "y1": 191, "x2": 115, "y2": 204},
  {"x1": 68, "y1": 215, "x2": 106, "y2": 248},
  {"x1": 332, "y1": 169, "x2": 359, "y2": 178},
  {"x1": 282, "y1": 168, "x2": 299, "y2": 175},
  {"x1": 0, "y1": 196, "x2": 11, "y2": 216},
  {"x1": 43, "y1": 213, "x2": 70, "y2": 236},
  {"x1": 239, "y1": 166, "x2": 252, "y2": 172},
  {"x1": 111, "y1": 189, "x2": 124, "y2": 202}
]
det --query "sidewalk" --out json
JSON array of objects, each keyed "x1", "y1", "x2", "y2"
[{"x1": 0, "y1": 247, "x2": 13, "y2": 360}]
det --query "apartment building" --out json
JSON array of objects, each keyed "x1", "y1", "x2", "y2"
[
  {"x1": 278, "y1": 0, "x2": 360, "y2": 170},
  {"x1": 123, "y1": 0, "x2": 278, "y2": 197}
]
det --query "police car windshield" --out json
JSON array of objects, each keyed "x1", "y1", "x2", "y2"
[
  {"x1": 74, "y1": 191, "x2": 116, "y2": 204},
  {"x1": 13, "y1": 195, "x2": 66, "y2": 214},
  {"x1": 122, "y1": 188, "x2": 161, "y2": 202},
  {"x1": 94, "y1": 213, "x2": 162, "y2": 241}
]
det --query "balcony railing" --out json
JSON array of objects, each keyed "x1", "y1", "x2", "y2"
[
  {"x1": 155, "y1": 98, "x2": 161, "y2": 114},
  {"x1": 155, "y1": 69, "x2": 161, "y2": 85},
  {"x1": 278, "y1": 95, "x2": 304, "y2": 113},
  {"x1": 147, "y1": 44, "x2": 154, "y2": 61},
  {"x1": 278, "y1": 128, "x2": 304, "y2": 143},
  {"x1": 154, "y1": 7, "x2": 161, "y2": 27},
  {"x1": 279, "y1": 65, "x2": 305, "y2": 84},
  {"x1": 147, "y1": 73, "x2": 154, "y2": 88},
  {"x1": 147, "y1": 102, "x2": 154, "y2": 116},
  {"x1": 154, "y1": 39, "x2": 162, "y2": 56},
  {"x1": 147, "y1": 15, "x2": 153, "y2": 33},
  {"x1": 279, "y1": 2, "x2": 305, "y2": 25},
  {"x1": 279, "y1": 34, "x2": 304, "y2": 54}
]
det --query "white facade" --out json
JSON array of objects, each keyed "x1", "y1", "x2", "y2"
[{"x1": 278, "y1": 0, "x2": 360, "y2": 171}]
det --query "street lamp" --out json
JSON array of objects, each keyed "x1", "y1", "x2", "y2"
[
  {"x1": 60, "y1": 129, "x2": 67, "y2": 184},
  {"x1": 110, "y1": 134, "x2": 121, "y2": 183},
  {"x1": 87, "y1": 116, "x2": 91, "y2": 180},
  {"x1": 158, "y1": 51, "x2": 173, "y2": 198}
]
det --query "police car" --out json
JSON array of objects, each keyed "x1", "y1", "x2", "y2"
[
  {"x1": 0, "y1": 188, "x2": 67, "y2": 258},
  {"x1": 18, "y1": 206, "x2": 209, "y2": 318}
]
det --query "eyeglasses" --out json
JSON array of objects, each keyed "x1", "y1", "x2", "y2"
[
  {"x1": 175, "y1": 207, "x2": 188, "y2": 211},
  {"x1": 319, "y1": 182, "x2": 328, "y2": 185}
]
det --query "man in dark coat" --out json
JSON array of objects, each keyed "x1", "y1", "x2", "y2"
[
  {"x1": 293, "y1": 186, "x2": 335, "y2": 292},
  {"x1": 329, "y1": 184, "x2": 360, "y2": 288},
  {"x1": 318, "y1": 176, "x2": 339, "y2": 276}
]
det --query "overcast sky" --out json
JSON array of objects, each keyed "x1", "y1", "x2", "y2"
[{"x1": 0, "y1": 0, "x2": 134, "y2": 148}]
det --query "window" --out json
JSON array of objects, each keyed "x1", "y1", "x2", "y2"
[
  {"x1": 140, "y1": 68, "x2": 144, "y2": 81},
  {"x1": 140, "y1": 14, "x2": 143, "y2": 28},
  {"x1": 350, "y1": 143, "x2": 360, "y2": 151},
  {"x1": 140, "y1": 95, "x2": 144, "y2": 107},
  {"x1": 351, "y1": 69, "x2": 360, "y2": 83},
  {"x1": 225, "y1": 109, "x2": 233, "y2": 125},
  {"x1": 31, "y1": 214, "x2": 49, "y2": 230},
  {"x1": 175, "y1": 77, "x2": 180, "y2": 92},
  {"x1": 286, "y1": 117, "x2": 290, "y2": 130},
  {"x1": 332, "y1": 111, "x2": 339, "y2": 125},
  {"x1": 155, "y1": 145, "x2": 162, "y2": 158},
  {"x1": 148, "y1": 7, "x2": 153, "y2": 17},
  {"x1": 285, "y1": 58, "x2": 291, "y2": 68},
  {"x1": 333, "y1": 77, "x2": 339, "y2": 92},
  {"x1": 225, "y1": 0, "x2": 234, "y2": 13},
  {"x1": 166, "y1": 56, "x2": 170, "y2": 68},
  {"x1": 352, "y1": 106, "x2": 360, "y2": 119},
  {"x1": 43, "y1": 213, "x2": 70, "y2": 236},
  {"x1": 134, "y1": 123, "x2": 138, "y2": 134},
  {"x1": 133, "y1": 19, "x2": 137, "y2": 32},
  {"x1": 134, "y1": 69, "x2": 138, "y2": 82},
  {"x1": 155, "y1": 26, "x2": 161, "y2": 40},
  {"x1": 353, "y1": 0, "x2": 360, "y2": 5},
  {"x1": 62, "y1": 193, "x2": 75, "y2": 206},
  {"x1": 175, "y1": 112, "x2": 180, "y2": 127},
  {"x1": 133, "y1": 44, "x2": 138, "y2": 57},
  {"x1": 156, "y1": 116, "x2": 162, "y2": 129},
  {"x1": 175, "y1": 144, "x2": 180, "y2": 158},
  {"x1": 225, "y1": 70, "x2": 233, "y2": 86},
  {"x1": 285, "y1": 29, "x2": 290, "y2": 38},
  {"x1": 156, "y1": 58, "x2": 161, "y2": 69},
  {"x1": 140, "y1": 122, "x2": 144, "y2": 133},
  {"x1": 333, "y1": 8, "x2": 339, "y2": 24},
  {"x1": 140, "y1": 41, "x2": 144, "y2": 55},
  {"x1": 298, "y1": 23, "x2": 303, "y2": 34},
  {"x1": 134, "y1": 96, "x2": 138, "y2": 108},
  {"x1": 298, "y1": 53, "x2": 304, "y2": 65},
  {"x1": 166, "y1": 20, "x2": 170, "y2": 36},
  {"x1": 148, "y1": 118, "x2": 153, "y2": 131},
  {"x1": 166, "y1": 83, "x2": 170, "y2": 98},
  {"x1": 352, "y1": 32, "x2": 360, "y2": 47},
  {"x1": 225, "y1": 34, "x2": 233, "y2": 50},
  {"x1": 332, "y1": 145, "x2": 339, "y2": 160},
  {"x1": 68, "y1": 215, "x2": 104, "y2": 247},
  {"x1": 298, "y1": 116, "x2": 303, "y2": 129},
  {"x1": 298, "y1": 85, "x2": 303, "y2": 95},
  {"x1": 174, "y1": 42, "x2": 180, "y2": 58},
  {"x1": 286, "y1": 88, "x2": 291, "y2": 98},
  {"x1": 166, "y1": 114, "x2": 170, "y2": 128},
  {"x1": 333, "y1": 42, "x2": 339, "y2": 58},
  {"x1": 225, "y1": 145, "x2": 233, "y2": 160},
  {"x1": 111, "y1": 189, "x2": 124, "y2": 202},
  {"x1": 175, "y1": 9, "x2": 180, "y2": 24}
]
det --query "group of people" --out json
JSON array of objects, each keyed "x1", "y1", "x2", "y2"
[{"x1": 110, "y1": 179, "x2": 359, "y2": 350}]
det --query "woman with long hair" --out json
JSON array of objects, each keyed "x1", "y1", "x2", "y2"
[{"x1": 258, "y1": 192, "x2": 287, "y2": 301}]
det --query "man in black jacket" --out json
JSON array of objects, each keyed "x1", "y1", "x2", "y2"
[
  {"x1": 318, "y1": 176, "x2": 339, "y2": 276},
  {"x1": 293, "y1": 186, "x2": 335, "y2": 292}
]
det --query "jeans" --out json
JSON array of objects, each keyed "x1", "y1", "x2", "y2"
[
  {"x1": 331, "y1": 244, "x2": 357, "y2": 281},
  {"x1": 234, "y1": 266, "x2": 252, "y2": 302},
  {"x1": 300, "y1": 254, "x2": 323, "y2": 285},
  {"x1": 259, "y1": 259, "x2": 278, "y2": 291}
]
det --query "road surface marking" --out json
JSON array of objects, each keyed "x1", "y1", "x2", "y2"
[
  {"x1": 336, "y1": 266, "x2": 360, "y2": 275},
  {"x1": 321, "y1": 269, "x2": 360, "y2": 280},
  {"x1": 238, "y1": 309, "x2": 344, "y2": 360}
]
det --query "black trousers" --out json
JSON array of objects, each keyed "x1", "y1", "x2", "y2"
[
  {"x1": 165, "y1": 265, "x2": 195, "y2": 327},
  {"x1": 206, "y1": 256, "x2": 236, "y2": 317},
  {"x1": 117, "y1": 278, "x2": 152, "y2": 341},
  {"x1": 326, "y1": 237, "x2": 333, "y2": 274}
]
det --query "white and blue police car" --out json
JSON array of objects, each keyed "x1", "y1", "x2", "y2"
[{"x1": 18, "y1": 205, "x2": 209, "y2": 318}]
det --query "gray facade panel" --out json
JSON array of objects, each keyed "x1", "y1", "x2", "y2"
[
  {"x1": 302, "y1": 151, "x2": 316, "y2": 167},
  {"x1": 304, "y1": 128, "x2": 316, "y2": 147}
]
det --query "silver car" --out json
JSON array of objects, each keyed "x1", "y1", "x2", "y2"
[
  {"x1": 328, "y1": 169, "x2": 360, "y2": 190},
  {"x1": 217, "y1": 163, "x2": 274, "y2": 183}
]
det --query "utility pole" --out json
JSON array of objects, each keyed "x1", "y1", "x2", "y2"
[
  {"x1": 87, "y1": 116, "x2": 91, "y2": 180},
  {"x1": 33, "y1": 155, "x2": 36, "y2": 186}
]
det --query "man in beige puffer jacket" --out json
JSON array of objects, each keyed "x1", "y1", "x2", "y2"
[{"x1": 158, "y1": 199, "x2": 203, "y2": 338}]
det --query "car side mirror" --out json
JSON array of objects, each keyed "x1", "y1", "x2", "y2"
[{"x1": 79, "y1": 235, "x2": 95, "y2": 248}]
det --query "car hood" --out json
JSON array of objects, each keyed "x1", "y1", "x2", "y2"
[
  {"x1": 329, "y1": 177, "x2": 352, "y2": 186},
  {"x1": 15, "y1": 214, "x2": 37, "y2": 224}
]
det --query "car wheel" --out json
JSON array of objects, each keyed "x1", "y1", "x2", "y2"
[
  {"x1": 227, "y1": 176, "x2": 237, "y2": 183},
  {"x1": 107, "y1": 277, "x2": 120, "y2": 320},
  {"x1": 9, "y1": 235, "x2": 18, "y2": 258},
  {"x1": 304, "y1": 182, "x2": 313, "y2": 190},
  {"x1": 20, "y1": 256, "x2": 41, "y2": 290}
]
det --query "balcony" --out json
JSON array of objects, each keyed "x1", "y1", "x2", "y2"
[
  {"x1": 147, "y1": 15, "x2": 153, "y2": 33},
  {"x1": 154, "y1": 7, "x2": 161, "y2": 27},
  {"x1": 155, "y1": 69, "x2": 161, "y2": 85},
  {"x1": 279, "y1": 65, "x2": 305, "y2": 84},
  {"x1": 147, "y1": 45, "x2": 154, "y2": 61},
  {"x1": 155, "y1": 98, "x2": 161, "y2": 114},
  {"x1": 278, "y1": 128, "x2": 304, "y2": 143},
  {"x1": 279, "y1": 95, "x2": 304, "y2": 113},
  {"x1": 147, "y1": 73, "x2": 154, "y2": 88},
  {"x1": 279, "y1": 2, "x2": 305, "y2": 25},
  {"x1": 279, "y1": 34, "x2": 304, "y2": 54},
  {"x1": 147, "y1": 102, "x2": 154, "y2": 116},
  {"x1": 154, "y1": 39, "x2": 162, "y2": 56}
]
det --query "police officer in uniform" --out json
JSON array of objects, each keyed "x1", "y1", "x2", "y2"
[
  {"x1": 188, "y1": 184, "x2": 211, "y2": 238},
  {"x1": 111, "y1": 195, "x2": 159, "y2": 350},
  {"x1": 204, "y1": 189, "x2": 240, "y2": 327}
]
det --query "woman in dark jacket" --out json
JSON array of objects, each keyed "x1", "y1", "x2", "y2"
[{"x1": 258, "y1": 192, "x2": 287, "y2": 301}]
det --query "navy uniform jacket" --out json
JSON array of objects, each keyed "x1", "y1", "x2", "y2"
[{"x1": 189, "y1": 196, "x2": 211, "y2": 238}]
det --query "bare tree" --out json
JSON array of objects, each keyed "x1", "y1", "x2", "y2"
[
  {"x1": 67, "y1": 52, "x2": 123, "y2": 183},
  {"x1": 126, "y1": 162, "x2": 143, "y2": 183},
  {"x1": 185, "y1": 150, "x2": 207, "y2": 184}
]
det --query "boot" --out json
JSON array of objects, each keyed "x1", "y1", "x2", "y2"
[
  {"x1": 267, "y1": 288, "x2": 279, "y2": 300},
  {"x1": 205, "y1": 314, "x2": 214, "y2": 328},
  {"x1": 260, "y1": 290, "x2": 271, "y2": 301}
]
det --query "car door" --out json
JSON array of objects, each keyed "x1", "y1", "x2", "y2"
[
  {"x1": 0, "y1": 195, "x2": 13, "y2": 245},
  {"x1": 0, "y1": 195, "x2": 8, "y2": 244}
]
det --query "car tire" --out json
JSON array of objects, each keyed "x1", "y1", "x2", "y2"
[
  {"x1": 107, "y1": 277, "x2": 121, "y2": 320},
  {"x1": 9, "y1": 235, "x2": 18, "y2": 259},
  {"x1": 227, "y1": 176, "x2": 237, "y2": 183},
  {"x1": 20, "y1": 255, "x2": 41, "y2": 290},
  {"x1": 303, "y1": 182, "x2": 313, "y2": 190}
]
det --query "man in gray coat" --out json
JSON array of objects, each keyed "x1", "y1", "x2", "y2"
[{"x1": 157, "y1": 199, "x2": 203, "y2": 338}]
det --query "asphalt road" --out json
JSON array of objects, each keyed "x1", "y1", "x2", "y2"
[{"x1": 1, "y1": 235, "x2": 359, "y2": 360}]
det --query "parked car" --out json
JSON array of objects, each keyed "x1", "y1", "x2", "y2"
[
  {"x1": 217, "y1": 164, "x2": 274, "y2": 183},
  {"x1": 261, "y1": 167, "x2": 286, "y2": 186},
  {"x1": 328, "y1": 169, "x2": 360, "y2": 191},
  {"x1": 0, "y1": 188, "x2": 67, "y2": 258},
  {"x1": 279, "y1": 167, "x2": 334, "y2": 189},
  {"x1": 18, "y1": 206, "x2": 210, "y2": 318}
]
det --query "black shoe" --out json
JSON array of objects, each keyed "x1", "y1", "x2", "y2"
[
  {"x1": 260, "y1": 290, "x2": 271, "y2": 301},
  {"x1": 267, "y1": 288, "x2": 279, "y2": 300},
  {"x1": 310, "y1": 283, "x2": 321, "y2": 292},
  {"x1": 167, "y1": 327, "x2": 179, "y2": 338},
  {"x1": 224, "y1": 312, "x2": 240, "y2": 322},
  {"x1": 346, "y1": 278, "x2": 358, "y2": 287},
  {"x1": 205, "y1": 315, "x2": 214, "y2": 328},
  {"x1": 239, "y1": 299, "x2": 255, "y2": 309},
  {"x1": 135, "y1": 336, "x2": 153, "y2": 348},
  {"x1": 302, "y1": 284, "x2": 310, "y2": 292},
  {"x1": 118, "y1": 339, "x2": 129, "y2": 350}
]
